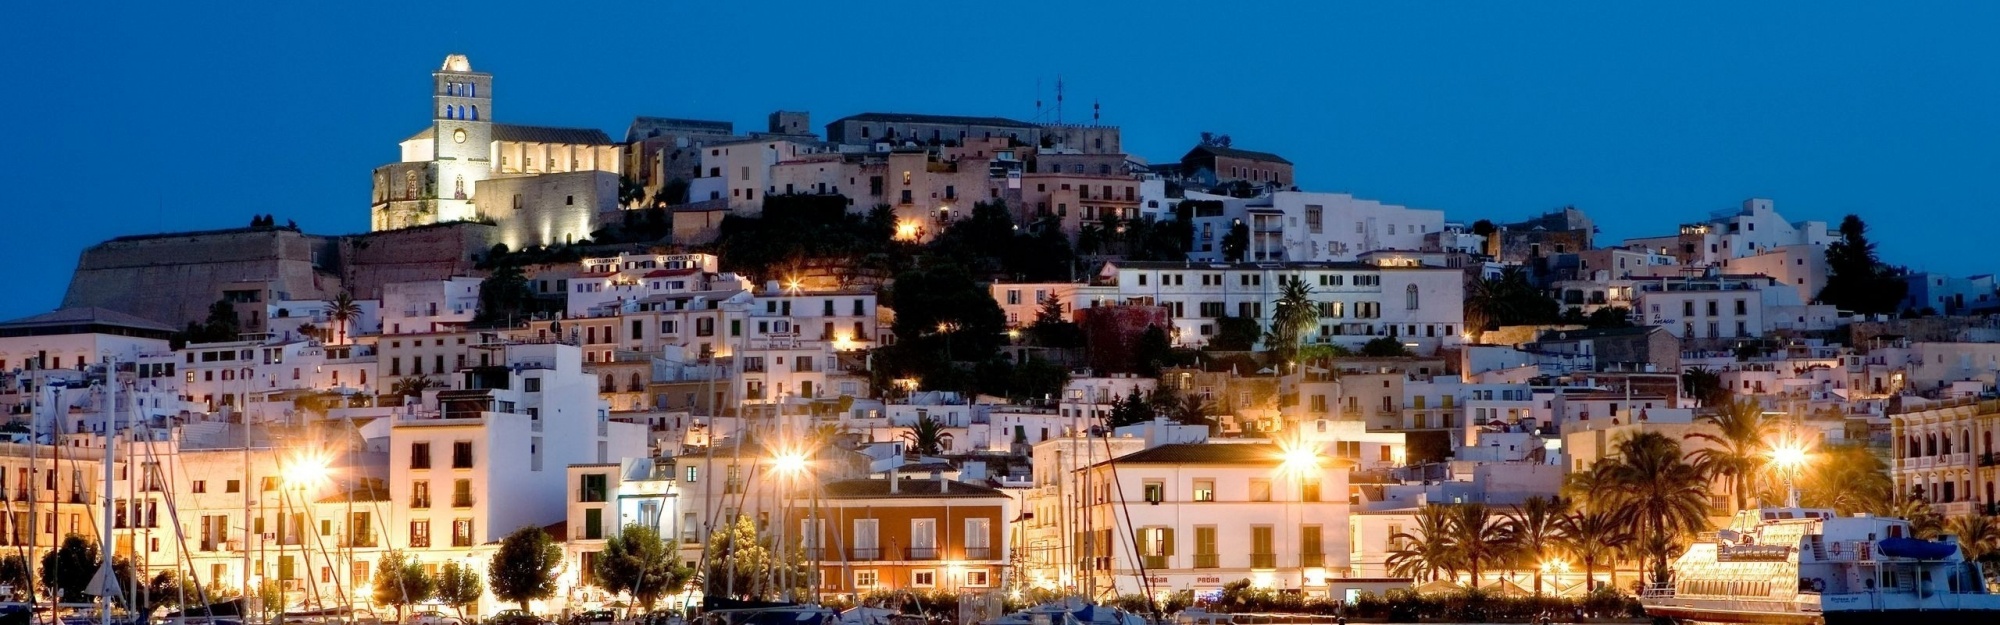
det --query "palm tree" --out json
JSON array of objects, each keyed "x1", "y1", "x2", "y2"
[
  {"x1": 1597, "y1": 431, "x2": 1713, "y2": 586},
  {"x1": 1266, "y1": 275, "x2": 1320, "y2": 362},
  {"x1": 1443, "y1": 503, "x2": 1512, "y2": 589},
  {"x1": 1795, "y1": 444, "x2": 1894, "y2": 514},
  {"x1": 1684, "y1": 398, "x2": 1774, "y2": 512},
  {"x1": 901, "y1": 415, "x2": 948, "y2": 456},
  {"x1": 391, "y1": 374, "x2": 435, "y2": 400},
  {"x1": 1502, "y1": 496, "x2": 1568, "y2": 595},
  {"x1": 1557, "y1": 507, "x2": 1633, "y2": 593},
  {"x1": 1463, "y1": 266, "x2": 1554, "y2": 331},
  {"x1": 1890, "y1": 496, "x2": 1945, "y2": 539},
  {"x1": 1386, "y1": 504, "x2": 1459, "y2": 583},
  {"x1": 330, "y1": 292, "x2": 361, "y2": 345},
  {"x1": 1680, "y1": 367, "x2": 1727, "y2": 408},
  {"x1": 1945, "y1": 515, "x2": 2000, "y2": 561}
]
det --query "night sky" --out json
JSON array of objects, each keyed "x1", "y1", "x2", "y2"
[{"x1": 3, "y1": 1, "x2": 1995, "y2": 320}]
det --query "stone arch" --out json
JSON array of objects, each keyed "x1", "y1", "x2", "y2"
[{"x1": 470, "y1": 105, "x2": 478, "y2": 121}]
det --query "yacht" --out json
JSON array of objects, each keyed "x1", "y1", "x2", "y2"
[{"x1": 1641, "y1": 507, "x2": 2000, "y2": 624}]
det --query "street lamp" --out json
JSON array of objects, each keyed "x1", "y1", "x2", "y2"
[
  {"x1": 282, "y1": 450, "x2": 333, "y2": 491},
  {"x1": 1768, "y1": 439, "x2": 1811, "y2": 508}
]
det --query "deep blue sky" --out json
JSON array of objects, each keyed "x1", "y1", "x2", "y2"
[{"x1": 3, "y1": 1, "x2": 1995, "y2": 321}]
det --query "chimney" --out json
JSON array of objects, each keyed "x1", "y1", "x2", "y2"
[
  {"x1": 889, "y1": 469, "x2": 900, "y2": 494},
  {"x1": 940, "y1": 473, "x2": 950, "y2": 493}
]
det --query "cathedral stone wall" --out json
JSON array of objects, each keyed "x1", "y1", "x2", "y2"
[{"x1": 61, "y1": 228, "x2": 340, "y2": 328}]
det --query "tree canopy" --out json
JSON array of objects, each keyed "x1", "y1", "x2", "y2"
[
  {"x1": 1818, "y1": 214, "x2": 1908, "y2": 315},
  {"x1": 594, "y1": 524, "x2": 692, "y2": 612},
  {"x1": 488, "y1": 527, "x2": 563, "y2": 610}
]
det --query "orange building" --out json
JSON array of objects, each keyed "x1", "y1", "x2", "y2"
[{"x1": 793, "y1": 476, "x2": 1012, "y2": 595}]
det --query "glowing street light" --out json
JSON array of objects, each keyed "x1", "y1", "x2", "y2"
[
  {"x1": 1278, "y1": 440, "x2": 1323, "y2": 475},
  {"x1": 1767, "y1": 438, "x2": 1812, "y2": 508},
  {"x1": 282, "y1": 450, "x2": 333, "y2": 490},
  {"x1": 772, "y1": 451, "x2": 808, "y2": 475}
]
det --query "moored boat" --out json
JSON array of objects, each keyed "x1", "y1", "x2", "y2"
[{"x1": 1640, "y1": 507, "x2": 2000, "y2": 625}]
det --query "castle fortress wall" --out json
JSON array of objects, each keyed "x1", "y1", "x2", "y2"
[{"x1": 61, "y1": 228, "x2": 339, "y2": 328}]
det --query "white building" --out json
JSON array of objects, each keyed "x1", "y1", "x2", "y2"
[
  {"x1": 387, "y1": 342, "x2": 647, "y2": 612},
  {"x1": 1631, "y1": 273, "x2": 1842, "y2": 340},
  {"x1": 1097, "y1": 260, "x2": 1466, "y2": 353},
  {"x1": 381, "y1": 278, "x2": 483, "y2": 335},
  {"x1": 1071, "y1": 442, "x2": 1353, "y2": 597}
]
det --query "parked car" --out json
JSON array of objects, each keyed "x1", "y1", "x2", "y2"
[
  {"x1": 570, "y1": 611, "x2": 616, "y2": 625},
  {"x1": 486, "y1": 610, "x2": 545, "y2": 625},
  {"x1": 412, "y1": 611, "x2": 465, "y2": 625}
]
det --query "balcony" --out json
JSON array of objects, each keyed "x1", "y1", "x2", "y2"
[
  {"x1": 963, "y1": 547, "x2": 993, "y2": 560},
  {"x1": 1143, "y1": 555, "x2": 1168, "y2": 569},
  {"x1": 904, "y1": 546, "x2": 939, "y2": 561},
  {"x1": 1250, "y1": 553, "x2": 1276, "y2": 569},
  {"x1": 1301, "y1": 553, "x2": 1325, "y2": 567},
  {"x1": 1982, "y1": 453, "x2": 1999, "y2": 468},
  {"x1": 848, "y1": 547, "x2": 881, "y2": 561},
  {"x1": 452, "y1": 495, "x2": 474, "y2": 508},
  {"x1": 1193, "y1": 554, "x2": 1219, "y2": 569}
]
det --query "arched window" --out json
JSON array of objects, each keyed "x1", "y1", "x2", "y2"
[
  {"x1": 442, "y1": 104, "x2": 454, "y2": 119},
  {"x1": 601, "y1": 374, "x2": 614, "y2": 393},
  {"x1": 1406, "y1": 285, "x2": 1420, "y2": 310},
  {"x1": 1963, "y1": 430, "x2": 1972, "y2": 456},
  {"x1": 1986, "y1": 430, "x2": 1992, "y2": 456},
  {"x1": 1943, "y1": 433, "x2": 1953, "y2": 456},
  {"x1": 629, "y1": 372, "x2": 643, "y2": 392},
  {"x1": 469, "y1": 105, "x2": 478, "y2": 121},
  {"x1": 1928, "y1": 433, "x2": 1938, "y2": 456},
  {"x1": 469, "y1": 84, "x2": 475, "y2": 98},
  {"x1": 454, "y1": 175, "x2": 465, "y2": 200},
  {"x1": 457, "y1": 105, "x2": 467, "y2": 120}
]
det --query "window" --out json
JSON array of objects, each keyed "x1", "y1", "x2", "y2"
[
  {"x1": 580, "y1": 473, "x2": 608, "y2": 503},
  {"x1": 410, "y1": 520, "x2": 430, "y2": 548},
  {"x1": 410, "y1": 443, "x2": 431, "y2": 469},
  {"x1": 261, "y1": 477, "x2": 278, "y2": 492},
  {"x1": 854, "y1": 570, "x2": 878, "y2": 588},
  {"x1": 1192, "y1": 479, "x2": 1215, "y2": 502},
  {"x1": 452, "y1": 519, "x2": 473, "y2": 547},
  {"x1": 452, "y1": 442, "x2": 473, "y2": 469},
  {"x1": 912, "y1": 570, "x2": 936, "y2": 587},
  {"x1": 1301, "y1": 525, "x2": 1324, "y2": 567},
  {"x1": 1250, "y1": 526, "x2": 1275, "y2": 568},
  {"x1": 1143, "y1": 480, "x2": 1164, "y2": 503},
  {"x1": 1193, "y1": 526, "x2": 1219, "y2": 568},
  {"x1": 1249, "y1": 478, "x2": 1271, "y2": 502},
  {"x1": 453, "y1": 479, "x2": 473, "y2": 507},
  {"x1": 1301, "y1": 478, "x2": 1321, "y2": 502},
  {"x1": 411, "y1": 481, "x2": 430, "y2": 508},
  {"x1": 965, "y1": 569, "x2": 990, "y2": 587},
  {"x1": 226, "y1": 480, "x2": 240, "y2": 493},
  {"x1": 191, "y1": 480, "x2": 207, "y2": 494},
  {"x1": 1406, "y1": 285, "x2": 1420, "y2": 310},
  {"x1": 584, "y1": 509, "x2": 604, "y2": 540}
]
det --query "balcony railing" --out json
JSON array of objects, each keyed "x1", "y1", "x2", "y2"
[
  {"x1": 1981, "y1": 453, "x2": 1998, "y2": 468},
  {"x1": 849, "y1": 547, "x2": 881, "y2": 561},
  {"x1": 1193, "y1": 554, "x2": 1218, "y2": 568},
  {"x1": 1250, "y1": 553, "x2": 1276, "y2": 569},
  {"x1": 452, "y1": 495, "x2": 474, "y2": 508},
  {"x1": 904, "y1": 546, "x2": 939, "y2": 561},
  {"x1": 964, "y1": 547, "x2": 993, "y2": 560},
  {"x1": 1301, "y1": 553, "x2": 1325, "y2": 567},
  {"x1": 1143, "y1": 555, "x2": 1168, "y2": 569}
]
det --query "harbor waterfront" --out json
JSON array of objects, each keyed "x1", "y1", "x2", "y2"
[{"x1": 6, "y1": 6, "x2": 2000, "y2": 625}]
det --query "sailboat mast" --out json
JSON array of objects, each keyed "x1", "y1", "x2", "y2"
[{"x1": 101, "y1": 359, "x2": 115, "y2": 625}]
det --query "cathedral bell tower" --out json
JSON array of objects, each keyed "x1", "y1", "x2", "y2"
[{"x1": 432, "y1": 54, "x2": 492, "y2": 223}]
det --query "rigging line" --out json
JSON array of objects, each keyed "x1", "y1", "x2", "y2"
[
  {"x1": 132, "y1": 420, "x2": 215, "y2": 618},
  {"x1": 1094, "y1": 430, "x2": 1152, "y2": 611},
  {"x1": 286, "y1": 477, "x2": 341, "y2": 611}
]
